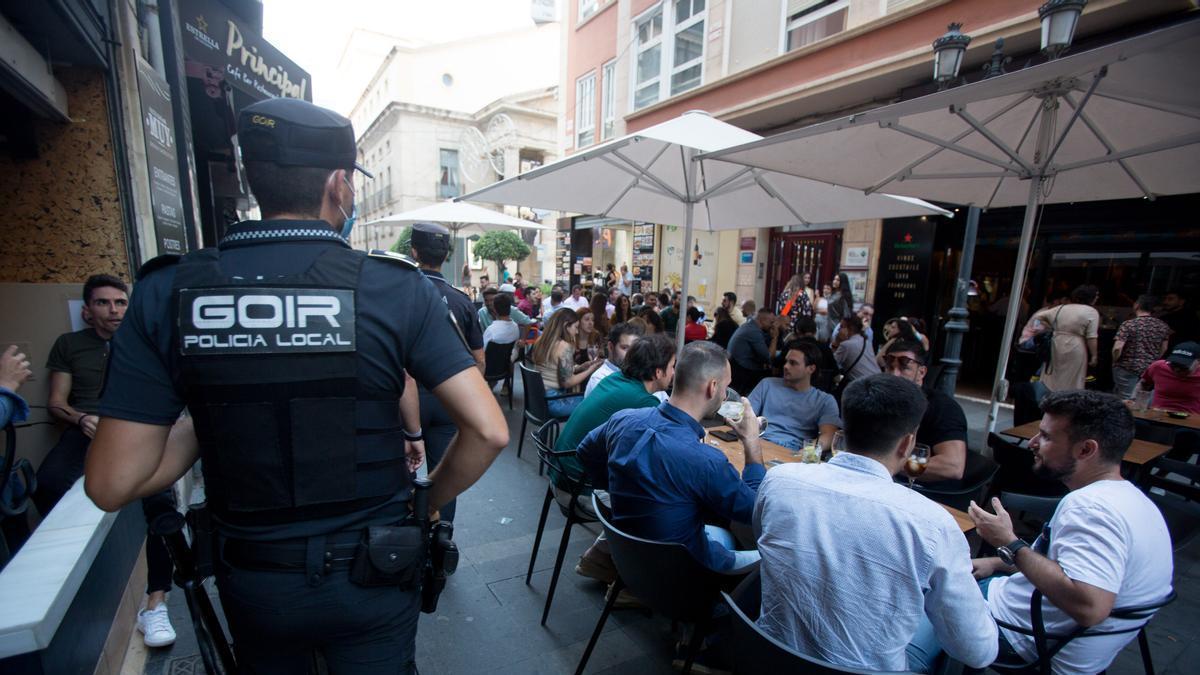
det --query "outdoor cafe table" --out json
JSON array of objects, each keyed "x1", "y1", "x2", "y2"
[
  {"x1": 1133, "y1": 407, "x2": 1200, "y2": 432},
  {"x1": 999, "y1": 421, "x2": 1172, "y2": 467},
  {"x1": 704, "y1": 426, "x2": 976, "y2": 534}
]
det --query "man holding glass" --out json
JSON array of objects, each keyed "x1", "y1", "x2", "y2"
[
  {"x1": 882, "y1": 340, "x2": 968, "y2": 482},
  {"x1": 753, "y1": 374, "x2": 997, "y2": 673}
]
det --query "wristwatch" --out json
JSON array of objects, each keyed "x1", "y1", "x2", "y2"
[{"x1": 997, "y1": 539, "x2": 1030, "y2": 566}]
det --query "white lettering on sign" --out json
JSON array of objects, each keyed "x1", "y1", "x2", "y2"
[{"x1": 192, "y1": 294, "x2": 343, "y2": 329}]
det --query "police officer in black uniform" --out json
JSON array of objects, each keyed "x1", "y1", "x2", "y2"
[
  {"x1": 409, "y1": 221, "x2": 484, "y2": 523},
  {"x1": 84, "y1": 97, "x2": 508, "y2": 674}
]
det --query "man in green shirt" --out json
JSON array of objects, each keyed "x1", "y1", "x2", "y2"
[{"x1": 552, "y1": 333, "x2": 676, "y2": 584}]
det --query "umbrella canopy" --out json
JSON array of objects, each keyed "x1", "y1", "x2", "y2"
[
  {"x1": 704, "y1": 20, "x2": 1200, "y2": 207},
  {"x1": 459, "y1": 111, "x2": 949, "y2": 231},
  {"x1": 363, "y1": 200, "x2": 552, "y2": 237},
  {"x1": 704, "y1": 19, "x2": 1200, "y2": 429}
]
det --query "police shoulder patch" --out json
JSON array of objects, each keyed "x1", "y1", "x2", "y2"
[
  {"x1": 137, "y1": 254, "x2": 181, "y2": 280},
  {"x1": 367, "y1": 250, "x2": 419, "y2": 269}
]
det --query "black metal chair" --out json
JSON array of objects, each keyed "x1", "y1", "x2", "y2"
[
  {"x1": 722, "y1": 570, "x2": 914, "y2": 674},
  {"x1": 516, "y1": 362, "x2": 581, "y2": 461},
  {"x1": 913, "y1": 451, "x2": 999, "y2": 511},
  {"x1": 988, "y1": 433, "x2": 1068, "y2": 499},
  {"x1": 526, "y1": 419, "x2": 596, "y2": 626},
  {"x1": 987, "y1": 588, "x2": 1176, "y2": 675},
  {"x1": 575, "y1": 494, "x2": 755, "y2": 675},
  {"x1": 482, "y1": 340, "x2": 516, "y2": 409},
  {"x1": 998, "y1": 492, "x2": 1062, "y2": 528},
  {"x1": 1139, "y1": 457, "x2": 1200, "y2": 552}
]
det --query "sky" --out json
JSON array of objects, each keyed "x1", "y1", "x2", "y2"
[{"x1": 261, "y1": 0, "x2": 547, "y2": 110}]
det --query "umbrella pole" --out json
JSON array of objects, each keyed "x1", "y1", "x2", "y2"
[
  {"x1": 677, "y1": 149, "x2": 697, "y2": 359},
  {"x1": 985, "y1": 179, "x2": 1042, "y2": 434}
]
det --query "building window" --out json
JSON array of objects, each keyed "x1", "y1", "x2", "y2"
[
  {"x1": 579, "y1": 0, "x2": 600, "y2": 22},
  {"x1": 632, "y1": 0, "x2": 706, "y2": 111},
  {"x1": 783, "y1": 0, "x2": 848, "y2": 52},
  {"x1": 600, "y1": 60, "x2": 616, "y2": 140},
  {"x1": 576, "y1": 71, "x2": 597, "y2": 149},
  {"x1": 439, "y1": 149, "x2": 461, "y2": 198}
]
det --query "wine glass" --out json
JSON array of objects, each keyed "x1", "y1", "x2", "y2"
[{"x1": 905, "y1": 443, "x2": 931, "y2": 488}]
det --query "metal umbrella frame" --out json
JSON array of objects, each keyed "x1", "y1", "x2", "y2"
[{"x1": 704, "y1": 19, "x2": 1200, "y2": 429}]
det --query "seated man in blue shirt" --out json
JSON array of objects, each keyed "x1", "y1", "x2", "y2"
[
  {"x1": 748, "y1": 340, "x2": 841, "y2": 451},
  {"x1": 578, "y1": 341, "x2": 763, "y2": 572}
]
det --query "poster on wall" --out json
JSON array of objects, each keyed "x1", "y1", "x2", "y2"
[
  {"x1": 136, "y1": 57, "x2": 188, "y2": 255},
  {"x1": 842, "y1": 245, "x2": 870, "y2": 268},
  {"x1": 633, "y1": 223, "x2": 656, "y2": 288},
  {"x1": 739, "y1": 251, "x2": 754, "y2": 264},
  {"x1": 844, "y1": 270, "x2": 869, "y2": 303}
]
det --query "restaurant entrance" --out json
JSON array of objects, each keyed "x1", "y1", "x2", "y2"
[{"x1": 764, "y1": 229, "x2": 841, "y2": 312}]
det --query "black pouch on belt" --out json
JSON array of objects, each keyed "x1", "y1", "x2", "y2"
[{"x1": 350, "y1": 525, "x2": 425, "y2": 589}]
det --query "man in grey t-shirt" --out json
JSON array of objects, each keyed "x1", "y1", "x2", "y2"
[{"x1": 748, "y1": 341, "x2": 841, "y2": 450}]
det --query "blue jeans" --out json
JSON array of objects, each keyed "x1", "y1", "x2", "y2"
[
  {"x1": 545, "y1": 387, "x2": 582, "y2": 418},
  {"x1": 704, "y1": 524, "x2": 761, "y2": 571},
  {"x1": 906, "y1": 576, "x2": 1020, "y2": 673}
]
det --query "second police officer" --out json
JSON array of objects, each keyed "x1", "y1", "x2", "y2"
[
  {"x1": 408, "y1": 221, "x2": 486, "y2": 523},
  {"x1": 85, "y1": 97, "x2": 509, "y2": 673}
]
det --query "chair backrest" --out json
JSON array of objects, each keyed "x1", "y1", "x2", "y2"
[
  {"x1": 913, "y1": 451, "x2": 999, "y2": 510},
  {"x1": 592, "y1": 493, "x2": 727, "y2": 622},
  {"x1": 722, "y1": 574, "x2": 912, "y2": 675},
  {"x1": 999, "y1": 492, "x2": 1062, "y2": 527},
  {"x1": 988, "y1": 433, "x2": 1068, "y2": 498},
  {"x1": 518, "y1": 362, "x2": 552, "y2": 422},
  {"x1": 483, "y1": 340, "x2": 516, "y2": 380}
]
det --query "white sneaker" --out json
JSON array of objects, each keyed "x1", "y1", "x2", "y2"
[{"x1": 137, "y1": 603, "x2": 176, "y2": 647}]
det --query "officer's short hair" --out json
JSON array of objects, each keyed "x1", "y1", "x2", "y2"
[
  {"x1": 83, "y1": 274, "x2": 128, "y2": 304},
  {"x1": 244, "y1": 160, "x2": 332, "y2": 217}
]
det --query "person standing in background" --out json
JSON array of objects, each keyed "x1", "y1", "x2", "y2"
[
  {"x1": 1030, "y1": 285, "x2": 1101, "y2": 393},
  {"x1": 1111, "y1": 294, "x2": 1170, "y2": 399},
  {"x1": 827, "y1": 273, "x2": 855, "y2": 333}
]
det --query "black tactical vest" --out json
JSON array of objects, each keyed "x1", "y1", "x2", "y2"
[{"x1": 171, "y1": 246, "x2": 408, "y2": 527}]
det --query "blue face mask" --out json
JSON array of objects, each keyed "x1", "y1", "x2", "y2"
[{"x1": 338, "y1": 175, "x2": 357, "y2": 239}]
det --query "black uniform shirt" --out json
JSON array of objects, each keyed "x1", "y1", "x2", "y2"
[
  {"x1": 99, "y1": 220, "x2": 476, "y2": 539},
  {"x1": 423, "y1": 269, "x2": 483, "y2": 352}
]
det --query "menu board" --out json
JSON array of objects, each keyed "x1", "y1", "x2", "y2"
[
  {"x1": 555, "y1": 227, "x2": 571, "y2": 285},
  {"x1": 632, "y1": 223, "x2": 656, "y2": 294}
]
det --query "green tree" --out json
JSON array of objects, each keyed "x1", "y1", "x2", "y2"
[
  {"x1": 472, "y1": 230, "x2": 531, "y2": 269},
  {"x1": 387, "y1": 226, "x2": 413, "y2": 254}
]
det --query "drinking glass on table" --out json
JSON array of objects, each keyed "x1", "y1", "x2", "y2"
[
  {"x1": 798, "y1": 439, "x2": 821, "y2": 464},
  {"x1": 904, "y1": 443, "x2": 931, "y2": 488},
  {"x1": 830, "y1": 431, "x2": 846, "y2": 459}
]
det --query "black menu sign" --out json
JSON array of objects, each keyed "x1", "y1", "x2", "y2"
[
  {"x1": 136, "y1": 58, "x2": 188, "y2": 255},
  {"x1": 872, "y1": 219, "x2": 934, "y2": 328}
]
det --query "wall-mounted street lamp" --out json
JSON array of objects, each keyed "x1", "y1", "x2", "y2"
[
  {"x1": 933, "y1": 23, "x2": 972, "y2": 90},
  {"x1": 1039, "y1": 0, "x2": 1087, "y2": 59}
]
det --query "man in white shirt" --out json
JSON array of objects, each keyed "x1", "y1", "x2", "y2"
[
  {"x1": 482, "y1": 293, "x2": 520, "y2": 350},
  {"x1": 562, "y1": 284, "x2": 589, "y2": 311},
  {"x1": 754, "y1": 374, "x2": 997, "y2": 673},
  {"x1": 585, "y1": 322, "x2": 642, "y2": 397},
  {"x1": 969, "y1": 390, "x2": 1173, "y2": 675}
]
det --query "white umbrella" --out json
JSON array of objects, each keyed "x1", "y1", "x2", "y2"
[
  {"x1": 363, "y1": 200, "x2": 552, "y2": 283},
  {"x1": 704, "y1": 19, "x2": 1200, "y2": 429},
  {"x1": 459, "y1": 110, "x2": 950, "y2": 355},
  {"x1": 364, "y1": 200, "x2": 553, "y2": 237}
]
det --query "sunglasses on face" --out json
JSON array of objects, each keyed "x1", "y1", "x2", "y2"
[{"x1": 882, "y1": 355, "x2": 923, "y2": 371}]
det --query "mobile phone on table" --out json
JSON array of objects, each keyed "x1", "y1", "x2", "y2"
[{"x1": 709, "y1": 429, "x2": 738, "y2": 442}]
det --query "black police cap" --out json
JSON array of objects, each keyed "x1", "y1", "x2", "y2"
[
  {"x1": 411, "y1": 221, "x2": 451, "y2": 255},
  {"x1": 238, "y1": 98, "x2": 373, "y2": 178}
]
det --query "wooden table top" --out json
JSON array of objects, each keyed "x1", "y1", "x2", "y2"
[
  {"x1": 706, "y1": 427, "x2": 975, "y2": 534},
  {"x1": 1133, "y1": 407, "x2": 1200, "y2": 431},
  {"x1": 999, "y1": 421, "x2": 1172, "y2": 466}
]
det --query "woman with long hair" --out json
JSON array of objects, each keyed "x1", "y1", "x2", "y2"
[
  {"x1": 801, "y1": 271, "x2": 816, "y2": 307},
  {"x1": 875, "y1": 318, "x2": 927, "y2": 368},
  {"x1": 827, "y1": 272, "x2": 855, "y2": 330},
  {"x1": 613, "y1": 294, "x2": 633, "y2": 324},
  {"x1": 604, "y1": 263, "x2": 618, "y2": 289},
  {"x1": 777, "y1": 272, "x2": 815, "y2": 336},
  {"x1": 530, "y1": 309, "x2": 603, "y2": 418},
  {"x1": 710, "y1": 306, "x2": 737, "y2": 349},
  {"x1": 589, "y1": 293, "x2": 612, "y2": 339},
  {"x1": 574, "y1": 307, "x2": 605, "y2": 365},
  {"x1": 815, "y1": 283, "x2": 833, "y2": 341}
]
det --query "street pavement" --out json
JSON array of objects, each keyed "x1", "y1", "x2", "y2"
[{"x1": 140, "y1": 381, "x2": 1199, "y2": 674}]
